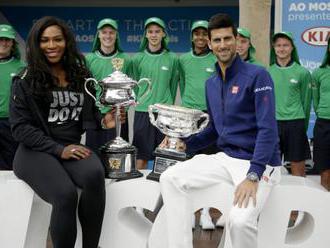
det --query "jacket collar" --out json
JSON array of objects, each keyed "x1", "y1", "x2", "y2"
[{"x1": 215, "y1": 55, "x2": 242, "y2": 82}]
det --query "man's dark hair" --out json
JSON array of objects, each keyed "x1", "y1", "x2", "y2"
[
  {"x1": 208, "y1": 13, "x2": 237, "y2": 39},
  {"x1": 25, "y1": 16, "x2": 89, "y2": 95}
]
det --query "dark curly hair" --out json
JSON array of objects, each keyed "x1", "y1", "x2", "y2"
[{"x1": 25, "y1": 16, "x2": 90, "y2": 95}]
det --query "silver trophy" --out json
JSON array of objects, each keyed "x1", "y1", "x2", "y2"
[
  {"x1": 147, "y1": 103, "x2": 209, "y2": 181},
  {"x1": 85, "y1": 58, "x2": 151, "y2": 179}
]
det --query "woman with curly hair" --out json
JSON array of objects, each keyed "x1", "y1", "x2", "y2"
[{"x1": 9, "y1": 16, "x2": 121, "y2": 248}]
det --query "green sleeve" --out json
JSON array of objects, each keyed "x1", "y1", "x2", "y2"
[
  {"x1": 300, "y1": 70, "x2": 312, "y2": 130},
  {"x1": 85, "y1": 53, "x2": 92, "y2": 68},
  {"x1": 132, "y1": 55, "x2": 141, "y2": 96},
  {"x1": 178, "y1": 57, "x2": 186, "y2": 100},
  {"x1": 169, "y1": 56, "x2": 179, "y2": 103},
  {"x1": 123, "y1": 56, "x2": 133, "y2": 78},
  {"x1": 311, "y1": 71, "x2": 320, "y2": 116}
]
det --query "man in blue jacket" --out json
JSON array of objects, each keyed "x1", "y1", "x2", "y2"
[{"x1": 159, "y1": 13, "x2": 281, "y2": 248}]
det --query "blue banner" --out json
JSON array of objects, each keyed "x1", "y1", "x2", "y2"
[
  {"x1": 280, "y1": 0, "x2": 330, "y2": 137},
  {"x1": 0, "y1": 6, "x2": 238, "y2": 53}
]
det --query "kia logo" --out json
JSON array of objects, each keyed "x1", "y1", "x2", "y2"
[{"x1": 301, "y1": 26, "x2": 330, "y2": 46}]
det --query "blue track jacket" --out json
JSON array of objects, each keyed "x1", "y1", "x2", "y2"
[{"x1": 186, "y1": 56, "x2": 281, "y2": 178}]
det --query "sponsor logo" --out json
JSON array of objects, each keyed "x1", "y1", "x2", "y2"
[
  {"x1": 290, "y1": 78, "x2": 298, "y2": 84},
  {"x1": 109, "y1": 158, "x2": 121, "y2": 169},
  {"x1": 48, "y1": 91, "x2": 84, "y2": 123},
  {"x1": 206, "y1": 67, "x2": 214, "y2": 73},
  {"x1": 262, "y1": 175, "x2": 269, "y2": 183},
  {"x1": 254, "y1": 86, "x2": 272, "y2": 93},
  {"x1": 231, "y1": 86, "x2": 239, "y2": 94},
  {"x1": 301, "y1": 26, "x2": 330, "y2": 46},
  {"x1": 161, "y1": 66, "x2": 169, "y2": 71}
]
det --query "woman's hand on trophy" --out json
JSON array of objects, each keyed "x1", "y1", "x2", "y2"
[
  {"x1": 61, "y1": 144, "x2": 91, "y2": 160},
  {"x1": 159, "y1": 136, "x2": 186, "y2": 151},
  {"x1": 102, "y1": 107, "x2": 126, "y2": 129},
  {"x1": 159, "y1": 136, "x2": 169, "y2": 149}
]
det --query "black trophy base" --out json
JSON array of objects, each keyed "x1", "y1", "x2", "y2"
[
  {"x1": 100, "y1": 144, "x2": 143, "y2": 180},
  {"x1": 147, "y1": 149, "x2": 188, "y2": 182}
]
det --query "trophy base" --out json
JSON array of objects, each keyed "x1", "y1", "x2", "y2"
[
  {"x1": 108, "y1": 170, "x2": 143, "y2": 180},
  {"x1": 146, "y1": 149, "x2": 188, "y2": 182},
  {"x1": 100, "y1": 144, "x2": 143, "y2": 180}
]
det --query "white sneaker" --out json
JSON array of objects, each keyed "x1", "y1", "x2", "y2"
[
  {"x1": 215, "y1": 214, "x2": 226, "y2": 227},
  {"x1": 199, "y1": 208, "x2": 215, "y2": 230}
]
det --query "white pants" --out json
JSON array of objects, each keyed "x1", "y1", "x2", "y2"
[{"x1": 160, "y1": 152, "x2": 281, "y2": 248}]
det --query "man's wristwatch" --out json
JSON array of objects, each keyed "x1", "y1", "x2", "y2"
[{"x1": 246, "y1": 172, "x2": 259, "y2": 182}]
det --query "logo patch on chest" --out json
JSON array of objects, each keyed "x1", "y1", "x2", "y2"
[
  {"x1": 231, "y1": 85, "x2": 239, "y2": 94},
  {"x1": 290, "y1": 78, "x2": 298, "y2": 84}
]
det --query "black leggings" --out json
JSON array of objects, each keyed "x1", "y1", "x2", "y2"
[{"x1": 13, "y1": 144, "x2": 105, "y2": 248}]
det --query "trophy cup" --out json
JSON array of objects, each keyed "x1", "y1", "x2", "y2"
[
  {"x1": 147, "y1": 103, "x2": 209, "y2": 181},
  {"x1": 84, "y1": 58, "x2": 151, "y2": 179}
]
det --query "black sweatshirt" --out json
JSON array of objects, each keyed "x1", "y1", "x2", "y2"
[{"x1": 9, "y1": 71, "x2": 102, "y2": 158}]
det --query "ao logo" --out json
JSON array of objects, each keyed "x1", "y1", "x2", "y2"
[{"x1": 289, "y1": 2, "x2": 330, "y2": 11}]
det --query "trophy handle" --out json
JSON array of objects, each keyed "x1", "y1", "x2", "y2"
[
  {"x1": 148, "y1": 104, "x2": 157, "y2": 127},
  {"x1": 84, "y1": 78, "x2": 103, "y2": 107},
  {"x1": 136, "y1": 78, "x2": 152, "y2": 104},
  {"x1": 196, "y1": 113, "x2": 209, "y2": 133}
]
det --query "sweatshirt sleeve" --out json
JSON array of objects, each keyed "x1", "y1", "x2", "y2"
[
  {"x1": 311, "y1": 70, "x2": 320, "y2": 115},
  {"x1": 300, "y1": 69, "x2": 312, "y2": 130},
  {"x1": 178, "y1": 57, "x2": 186, "y2": 100},
  {"x1": 169, "y1": 55, "x2": 179, "y2": 103},
  {"x1": 123, "y1": 55, "x2": 134, "y2": 78},
  {"x1": 131, "y1": 54, "x2": 142, "y2": 97},
  {"x1": 185, "y1": 83, "x2": 218, "y2": 153},
  {"x1": 9, "y1": 78, "x2": 65, "y2": 157},
  {"x1": 248, "y1": 69, "x2": 279, "y2": 179}
]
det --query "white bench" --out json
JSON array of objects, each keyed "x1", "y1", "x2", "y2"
[
  {"x1": 0, "y1": 170, "x2": 161, "y2": 248},
  {"x1": 1, "y1": 171, "x2": 329, "y2": 248},
  {"x1": 147, "y1": 175, "x2": 329, "y2": 248},
  {"x1": 0, "y1": 171, "x2": 51, "y2": 248},
  {"x1": 258, "y1": 175, "x2": 330, "y2": 248}
]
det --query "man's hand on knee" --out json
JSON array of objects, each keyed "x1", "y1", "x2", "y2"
[{"x1": 233, "y1": 179, "x2": 259, "y2": 208}]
